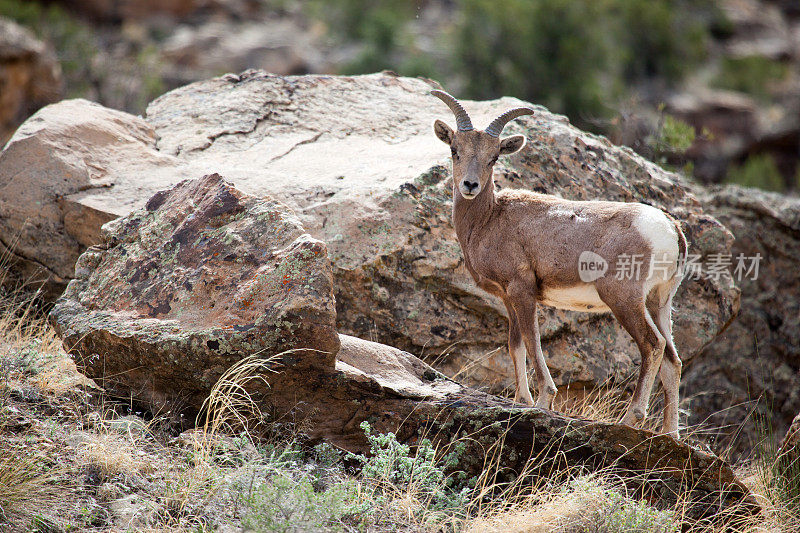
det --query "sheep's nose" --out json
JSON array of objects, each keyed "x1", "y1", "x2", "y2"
[{"x1": 463, "y1": 180, "x2": 478, "y2": 192}]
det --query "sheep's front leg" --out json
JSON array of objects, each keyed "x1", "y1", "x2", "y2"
[
  {"x1": 503, "y1": 300, "x2": 535, "y2": 406},
  {"x1": 508, "y1": 281, "x2": 558, "y2": 409}
]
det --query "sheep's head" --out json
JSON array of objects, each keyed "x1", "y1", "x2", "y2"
[{"x1": 431, "y1": 90, "x2": 532, "y2": 200}]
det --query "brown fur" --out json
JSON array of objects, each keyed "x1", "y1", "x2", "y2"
[{"x1": 434, "y1": 122, "x2": 686, "y2": 436}]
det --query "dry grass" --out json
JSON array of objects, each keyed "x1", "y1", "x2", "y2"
[
  {"x1": 76, "y1": 430, "x2": 151, "y2": 477},
  {"x1": 467, "y1": 472, "x2": 675, "y2": 533},
  {"x1": 0, "y1": 442, "x2": 60, "y2": 527},
  {"x1": 159, "y1": 352, "x2": 280, "y2": 519}
]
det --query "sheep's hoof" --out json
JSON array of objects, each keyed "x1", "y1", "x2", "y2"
[{"x1": 621, "y1": 408, "x2": 646, "y2": 426}]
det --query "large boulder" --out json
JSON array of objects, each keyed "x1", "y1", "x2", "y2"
[
  {"x1": 0, "y1": 99, "x2": 180, "y2": 300},
  {"x1": 1, "y1": 71, "x2": 739, "y2": 394},
  {"x1": 49, "y1": 173, "x2": 339, "y2": 412},
  {"x1": 683, "y1": 185, "x2": 800, "y2": 456},
  {"x1": 0, "y1": 18, "x2": 63, "y2": 145}
]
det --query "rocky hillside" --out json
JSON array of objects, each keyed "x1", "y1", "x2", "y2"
[
  {"x1": 0, "y1": 71, "x2": 737, "y2": 394},
  {"x1": 1, "y1": 71, "x2": 797, "y2": 456}
]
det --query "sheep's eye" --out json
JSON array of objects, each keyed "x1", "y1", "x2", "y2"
[
  {"x1": 451, "y1": 148, "x2": 458, "y2": 159},
  {"x1": 488, "y1": 155, "x2": 498, "y2": 166}
]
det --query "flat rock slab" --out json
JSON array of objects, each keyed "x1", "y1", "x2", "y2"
[{"x1": 50, "y1": 173, "x2": 339, "y2": 411}]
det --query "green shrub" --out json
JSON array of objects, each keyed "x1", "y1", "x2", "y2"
[
  {"x1": 310, "y1": 0, "x2": 720, "y2": 131},
  {"x1": 648, "y1": 111, "x2": 697, "y2": 160},
  {"x1": 714, "y1": 55, "x2": 790, "y2": 99},
  {"x1": 353, "y1": 421, "x2": 470, "y2": 514},
  {"x1": 726, "y1": 153, "x2": 786, "y2": 192},
  {"x1": 566, "y1": 476, "x2": 679, "y2": 533},
  {"x1": 242, "y1": 475, "x2": 360, "y2": 533},
  {"x1": 454, "y1": 0, "x2": 617, "y2": 126},
  {"x1": 456, "y1": 0, "x2": 719, "y2": 128}
]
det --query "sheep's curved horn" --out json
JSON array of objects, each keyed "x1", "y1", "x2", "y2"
[
  {"x1": 431, "y1": 90, "x2": 473, "y2": 131},
  {"x1": 485, "y1": 107, "x2": 535, "y2": 137}
]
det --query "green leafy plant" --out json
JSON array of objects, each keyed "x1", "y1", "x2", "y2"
[
  {"x1": 726, "y1": 153, "x2": 786, "y2": 192},
  {"x1": 353, "y1": 421, "x2": 470, "y2": 514},
  {"x1": 645, "y1": 105, "x2": 700, "y2": 171},
  {"x1": 714, "y1": 55, "x2": 790, "y2": 100}
]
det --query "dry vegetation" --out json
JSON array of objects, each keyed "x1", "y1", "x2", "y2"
[{"x1": 0, "y1": 266, "x2": 798, "y2": 532}]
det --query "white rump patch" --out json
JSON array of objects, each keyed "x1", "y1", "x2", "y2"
[
  {"x1": 540, "y1": 284, "x2": 610, "y2": 313},
  {"x1": 633, "y1": 205, "x2": 680, "y2": 290}
]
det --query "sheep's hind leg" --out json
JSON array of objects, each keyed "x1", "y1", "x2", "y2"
[
  {"x1": 652, "y1": 283, "x2": 682, "y2": 437},
  {"x1": 598, "y1": 283, "x2": 666, "y2": 427}
]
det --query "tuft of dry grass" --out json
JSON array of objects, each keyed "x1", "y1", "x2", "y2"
[
  {"x1": 0, "y1": 442, "x2": 60, "y2": 528},
  {"x1": 466, "y1": 472, "x2": 678, "y2": 533},
  {"x1": 159, "y1": 352, "x2": 280, "y2": 520},
  {"x1": 76, "y1": 431, "x2": 151, "y2": 477}
]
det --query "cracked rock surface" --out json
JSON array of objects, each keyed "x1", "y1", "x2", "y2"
[{"x1": 2, "y1": 71, "x2": 740, "y2": 393}]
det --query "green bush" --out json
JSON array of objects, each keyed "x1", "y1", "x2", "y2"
[
  {"x1": 726, "y1": 153, "x2": 786, "y2": 192},
  {"x1": 353, "y1": 421, "x2": 470, "y2": 514},
  {"x1": 454, "y1": 0, "x2": 616, "y2": 126},
  {"x1": 313, "y1": 0, "x2": 720, "y2": 131},
  {"x1": 455, "y1": 0, "x2": 716, "y2": 128},
  {"x1": 714, "y1": 55, "x2": 790, "y2": 99},
  {"x1": 648, "y1": 111, "x2": 697, "y2": 161}
]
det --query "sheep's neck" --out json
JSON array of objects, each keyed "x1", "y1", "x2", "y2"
[{"x1": 452, "y1": 177, "x2": 496, "y2": 254}]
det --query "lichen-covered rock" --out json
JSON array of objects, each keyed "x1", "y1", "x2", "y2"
[
  {"x1": 41, "y1": 174, "x2": 755, "y2": 521},
  {"x1": 4, "y1": 71, "x2": 739, "y2": 394},
  {"x1": 683, "y1": 185, "x2": 800, "y2": 456},
  {"x1": 0, "y1": 18, "x2": 63, "y2": 145},
  {"x1": 49, "y1": 173, "x2": 339, "y2": 413}
]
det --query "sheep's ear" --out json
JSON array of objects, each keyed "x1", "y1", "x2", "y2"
[
  {"x1": 433, "y1": 119, "x2": 454, "y2": 145},
  {"x1": 499, "y1": 135, "x2": 526, "y2": 155}
]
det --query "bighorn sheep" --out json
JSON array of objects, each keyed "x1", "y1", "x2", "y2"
[{"x1": 431, "y1": 90, "x2": 686, "y2": 436}]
